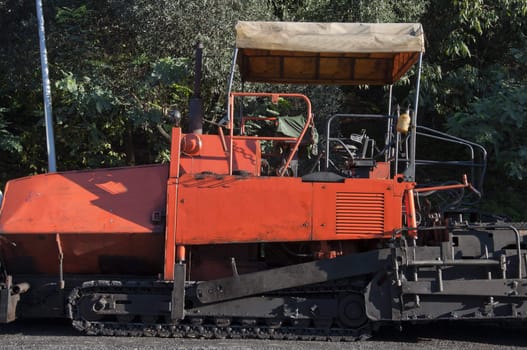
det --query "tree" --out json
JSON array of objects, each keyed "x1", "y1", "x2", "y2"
[
  {"x1": 0, "y1": 0, "x2": 275, "y2": 189},
  {"x1": 420, "y1": 0, "x2": 527, "y2": 219},
  {"x1": 1, "y1": 0, "x2": 526, "y2": 219}
]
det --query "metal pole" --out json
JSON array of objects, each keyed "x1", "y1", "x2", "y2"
[
  {"x1": 36, "y1": 0, "x2": 57, "y2": 172},
  {"x1": 407, "y1": 52, "x2": 423, "y2": 181},
  {"x1": 386, "y1": 84, "x2": 393, "y2": 162},
  {"x1": 225, "y1": 48, "x2": 238, "y2": 124}
]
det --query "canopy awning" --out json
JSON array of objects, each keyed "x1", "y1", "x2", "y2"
[{"x1": 235, "y1": 21, "x2": 425, "y2": 85}]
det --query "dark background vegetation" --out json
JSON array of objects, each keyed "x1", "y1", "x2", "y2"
[{"x1": 0, "y1": 0, "x2": 526, "y2": 219}]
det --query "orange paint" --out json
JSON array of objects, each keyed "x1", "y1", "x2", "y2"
[
  {"x1": 0, "y1": 122, "x2": 415, "y2": 282},
  {"x1": 405, "y1": 189, "x2": 418, "y2": 237},
  {"x1": 0, "y1": 164, "x2": 169, "y2": 276},
  {"x1": 0, "y1": 164, "x2": 168, "y2": 234},
  {"x1": 179, "y1": 133, "x2": 261, "y2": 176},
  {"x1": 171, "y1": 173, "x2": 411, "y2": 245},
  {"x1": 163, "y1": 179, "x2": 178, "y2": 280},
  {"x1": 176, "y1": 245, "x2": 186, "y2": 262},
  {"x1": 227, "y1": 92, "x2": 312, "y2": 176}
]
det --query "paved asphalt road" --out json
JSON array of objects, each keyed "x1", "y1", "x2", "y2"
[{"x1": 0, "y1": 320, "x2": 526, "y2": 350}]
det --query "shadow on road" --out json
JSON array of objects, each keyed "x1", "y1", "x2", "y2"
[
  {"x1": 372, "y1": 321, "x2": 527, "y2": 346},
  {"x1": 0, "y1": 319, "x2": 78, "y2": 336}
]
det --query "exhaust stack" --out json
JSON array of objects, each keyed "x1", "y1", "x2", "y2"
[{"x1": 189, "y1": 42, "x2": 204, "y2": 134}]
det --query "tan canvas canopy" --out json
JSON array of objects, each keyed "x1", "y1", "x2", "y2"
[{"x1": 235, "y1": 21, "x2": 425, "y2": 85}]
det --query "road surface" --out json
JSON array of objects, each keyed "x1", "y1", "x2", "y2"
[{"x1": 1, "y1": 320, "x2": 526, "y2": 350}]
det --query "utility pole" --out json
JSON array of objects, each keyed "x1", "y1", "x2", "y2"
[{"x1": 36, "y1": 0, "x2": 57, "y2": 172}]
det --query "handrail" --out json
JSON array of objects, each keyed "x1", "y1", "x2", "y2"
[
  {"x1": 415, "y1": 126, "x2": 487, "y2": 194},
  {"x1": 393, "y1": 223, "x2": 523, "y2": 279},
  {"x1": 228, "y1": 92, "x2": 313, "y2": 176}
]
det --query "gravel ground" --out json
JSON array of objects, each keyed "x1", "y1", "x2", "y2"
[{"x1": 1, "y1": 320, "x2": 527, "y2": 350}]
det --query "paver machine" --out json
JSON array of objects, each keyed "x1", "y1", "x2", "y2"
[{"x1": 1, "y1": 22, "x2": 526, "y2": 340}]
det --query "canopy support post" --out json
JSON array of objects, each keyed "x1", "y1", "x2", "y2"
[
  {"x1": 406, "y1": 52, "x2": 423, "y2": 181},
  {"x1": 223, "y1": 48, "x2": 239, "y2": 125}
]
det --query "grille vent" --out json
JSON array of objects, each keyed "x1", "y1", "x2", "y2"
[{"x1": 336, "y1": 192, "x2": 385, "y2": 234}]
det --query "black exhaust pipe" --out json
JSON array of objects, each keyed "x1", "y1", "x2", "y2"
[{"x1": 189, "y1": 42, "x2": 204, "y2": 134}]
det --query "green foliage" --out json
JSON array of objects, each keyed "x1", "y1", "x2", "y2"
[
  {"x1": 52, "y1": 54, "x2": 192, "y2": 169},
  {"x1": 56, "y1": 5, "x2": 88, "y2": 24},
  {"x1": 53, "y1": 72, "x2": 124, "y2": 168},
  {"x1": 419, "y1": 0, "x2": 527, "y2": 219},
  {"x1": 270, "y1": 0, "x2": 427, "y2": 22},
  {"x1": 150, "y1": 57, "x2": 188, "y2": 86},
  {"x1": 445, "y1": 53, "x2": 527, "y2": 219},
  {"x1": 120, "y1": 0, "x2": 275, "y2": 129},
  {"x1": 130, "y1": 56, "x2": 191, "y2": 128},
  {"x1": 0, "y1": 110, "x2": 22, "y2": 154},
  {"x1": 449, "y1": 80, "x2": 527, "y2": 180}
]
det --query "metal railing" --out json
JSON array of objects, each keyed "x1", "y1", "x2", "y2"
[{"x1": 227, "y1": 92, "x2": 312, "y2": 176}]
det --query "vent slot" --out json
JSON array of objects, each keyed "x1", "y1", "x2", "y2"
[{"x1": 336, "y1": 192, "x2": 385, "y2": 234}]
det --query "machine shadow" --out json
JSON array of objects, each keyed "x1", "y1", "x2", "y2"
[{"x1": 372, "y1": 321, "x2": 527, "y2": 346}]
